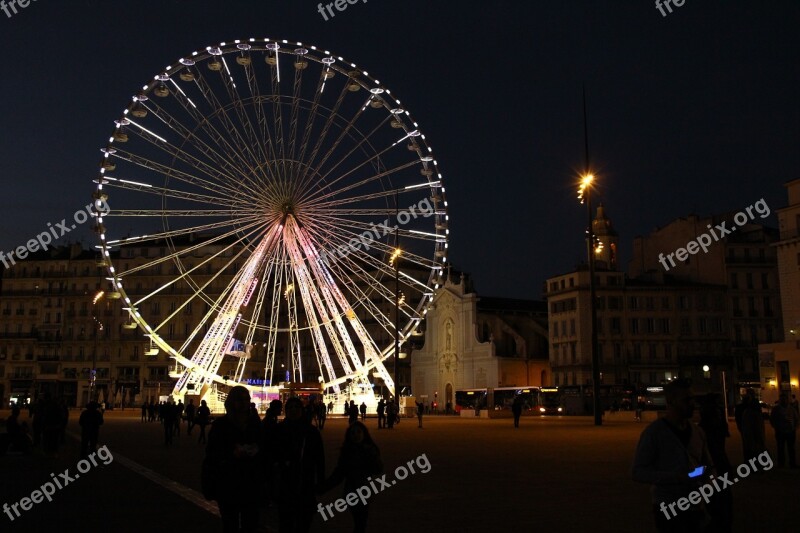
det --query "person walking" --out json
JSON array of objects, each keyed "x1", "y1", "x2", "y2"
[
  {"x1": 185, "y1": 399, "x2": 196, "y2": 435},
  {"x1": 271, "y1": 397, "x2": 326, "y2": 533},
  {"x1": 79, "y1": 401, "x2": 104, "y2": 458},
  {"x1": 196, "y1": 399, "x2": 211, "y2": 444},
  {"x1": 318, "y1": 422, "x2": 382, "y2": 533},
  {"x1": 148, "y1": 401, "x2": 156, "y2": 422},
  {"x1": 632, "y1": 378, "x2": 714, "y2": 532},
  {"x1": 6, "y1": 406, "x2": 32, "y2": 454},
  {"x1": 348, "y1": 401, "x2": 359, "y2": 425},
  {"x1": 386, "y1": 400, "x2": 396, "y2": 429},
  {"x1": 316, "y1": 401, "x2": 327, "y2": 430},
  {"x1": 511, "y1": 395, "x2": 523, "y2": 428},
  {"x1": 163, "y1": 400, "x2": 177, "y2": 446},
  {"x1": 141, "y1": 401, "x2": 149, "y2": 423},
  {"x1": 359, "y1": 401, "x2": 367, "y2": 422},
  {"x1": 376, "y1": 399, "x2": 386, "y2": 429},
  {"x1": 175, "y1": 400, "x2": 185, "y2": 436},
  {"x1": 735, "y1": 388, "x2": 766, "y2": 462},
  {"x1": 416, "y1": 400, "x2": 424, "y2": 429},
  {"x1": 697, "y1": 393, "x2": 733, "y2": 532},
  {"x1": 201, "y1": 386, "x2": 264, "y2": 533},
  {"x1": 769, "y1": 393, "x2": 799, "y2": 468}
]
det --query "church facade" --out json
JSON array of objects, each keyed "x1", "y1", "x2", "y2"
[{"x1": 410, "y1": 273, "x2": 550, "y2": 411}]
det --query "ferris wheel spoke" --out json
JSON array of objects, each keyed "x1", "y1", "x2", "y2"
[
  {"x1": 140, "y1": 98, "x2": 264, "y2": 195},
  {"x1": 131, "y1": 221, "x2": 272, "y2": 312},
  {"x1": 109, "y1": 209, "x2": 260, "y2": 217},
  {"x1": 109, "y1": 146, "x2": 251, "y2": 200},
  {"x1": 306, "y1": 160, "x2": 420, "y2": 207},
  {"x1": 293, "y1": 74, "x2": 327, "y2": 195},
  {"x1": 183, "y1": 69, "x2": 273, "y2": 191},
  {"x1": 292, "y1": 82, "x2": 354, "y2": 198},
  {"x1": 306, "y1": 183, "x2": 435, "y2": 208},
  {"x1": 282, "y1": 225, "x2": 356, "y2": 376},
  {"x1": 241, "y1": 59, "x2": 283, "y2": 185},
  {"x1": 106, "y1": 215, "x2": 267, "y2": 255},
  {"x1": 102, "y1": 179, "x2": 244, "y2": 209},
  {"x1": 296, "y1": 97, "x2": 378, "y2": 203},
  {"x1": 213, "y1": 56, "x2": 277, "y2": 190},
  {"x1": 115, "y1": 217, "x2": 268, "y2": 277},
  {"x1": 287, "y1": 61, "x2": 307, "y2": 164}
]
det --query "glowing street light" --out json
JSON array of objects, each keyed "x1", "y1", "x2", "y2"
[{"x1": 91, "y1": 290, "x2": 105, "y2": 404}]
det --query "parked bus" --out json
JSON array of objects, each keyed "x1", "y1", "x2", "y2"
[{"x1": 455, "y1": 387, "x2": 542, "y2": 417}]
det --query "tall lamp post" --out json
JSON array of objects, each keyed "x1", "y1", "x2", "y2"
[
  {"x1": 91, "y1": 290, "x2": 105, "y2": 404},
  {"x1": 390, "y1": 247, "x2": 402, "y2": 401},
  {"x1": 578, "y1": 88, "x2": 602, "y2": 426},
  {"x1": 579, "y1": 174, "x2": 601, "y2": 426}
]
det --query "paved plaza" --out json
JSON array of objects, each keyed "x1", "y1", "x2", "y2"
[{"x1": 1, "y1": 409, "x2": 797, "y2": 532}]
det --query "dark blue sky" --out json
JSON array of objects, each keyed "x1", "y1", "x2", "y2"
[{"x1": 0, "y1": 0, "x2": 798, "y2": 299}]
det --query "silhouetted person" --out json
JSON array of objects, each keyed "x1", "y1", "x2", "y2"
[
  {"x1": 359, "y1": 402, "x2": 367, "y2": 421},
  {"x1": 141, "y1": 401, "x2": 149, "y2": 423},
  {"x1": 376, "y1": 399, "x2": 386, "y2": 429},
  {"x1": 735, "y1": 388, "x2": 765, "y2": 462},
  {"x1": 632, "y1": 379, "x2": 714, "y2": 532},
  {"x1": 57, "y1": 398, "x2": 69, "y2": 446},
  {"x1": 79, "y1": 401, "x2": 104, "y2": 458},
  {"x1": 416, "y1": 401, "x2": 424, "y2": 429},
  {"x1": 386, "y1": 400, "x2": 397, "y2": 429},
  {"x1": 6, "y1": 406, "x2": 32, "y2": 454},
  {"x1": 31, "y1": 397, "x2": 44, "y2": 447},
  {"x1": 273, "y1": 397, "x2": 325, "y2": 533},
  {"x1": 202, "y1": 386, "x2": 263, "y2": 533},
  {"x1": 196, "y1": 400, "x2": 211, "y2": 444},
  {"x1": 318, "y1": 422, "x2": 382, "y2": 533},
  {"x1": 698, "y1": 393, "x2": 733, "y2": 532},
  {"x1": 185, "y1": 399, "x2": 196, "y2": 434},
  {"x1": 770, "y1": 393, "x2": 798, "y2": 468},
  {"x1": 511, "y1": 396, "x2": 523, "y2": 428},
  {"x1": 148, "y1": 401, "x2": 156, "y2": 422},
  {"x1": 348, "y1": 401, "x2": 358, "y2": 425},
  {"x1": 316, "y1": 401, "x2": 327, "y2": 430},
  {"x1": 175, "y1": 400, "x2": 185, "y2": 436},
  {"x1": 163, "y1": 400, "x2": 177, "y2": 445}
]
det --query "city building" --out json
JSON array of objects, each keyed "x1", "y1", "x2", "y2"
[
  {"x1": 545, "y1": 204, "x2": 782, "y2": 398},
  {"x1": 759, "y1": 178, "x2": 800, "y2": 404},
  {"x1": 410, "y1": 271, "x2": 550, "y2": 411}
]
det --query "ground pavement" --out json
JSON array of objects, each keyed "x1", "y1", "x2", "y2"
[{"x1": 0, "y1": 409, "x2": 797, "y2": 532}]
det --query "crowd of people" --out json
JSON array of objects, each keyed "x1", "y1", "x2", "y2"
[
  {"x1": 632, "y1": 380, "x2": 799, "y2": 532},
  {"x1": 3, "y1": 394, "x2": 107, "y2": 459},
  {"x1": 201, "y1": 388, "x2": 388, "y2": 533}
]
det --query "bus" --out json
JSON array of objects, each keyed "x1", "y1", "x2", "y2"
[
  {"x1": 536, "y1": 387, "x2": 564, "y2": 415},
  {"x1": 455, "y1": 387, "x2": 543, "y2": 417}
]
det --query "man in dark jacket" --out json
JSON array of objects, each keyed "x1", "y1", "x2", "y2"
[
  {"x1": 79, "y1": 402, "x2": 104, "y2": 458},
  {"x1": 202, "y1": 386, "x2": 264, "y2": 533},
  {"x1": 271, "y1": 397, "x2": 325, "y2": 533},
  {"x1": 770, "y1": 393, "x2": 799, "y2": 468}
]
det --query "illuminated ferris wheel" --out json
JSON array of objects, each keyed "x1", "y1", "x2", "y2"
[{"x1": 91, "y1": 38, "x2": 449, "y2": 406}]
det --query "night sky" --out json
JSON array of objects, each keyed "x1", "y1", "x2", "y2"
[{"x1": 1, "y1": 0, "x2": 798, "y2": 300}]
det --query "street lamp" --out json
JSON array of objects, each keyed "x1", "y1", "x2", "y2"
[
  {"x1": 578, "y1": 173, "x2": 601, "y2": 426},
  {"x1": 390, "y1": 247, "x2": 402, "y2": 400},
  {"x1": 91, "y1": 290, "x2": 105, "y2": 404}
]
